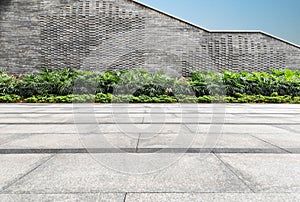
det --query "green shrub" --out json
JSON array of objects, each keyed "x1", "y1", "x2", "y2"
[
  {"x1": 24, "y1": 96, "x2": 38, "y2": 103},
  {"x1": 0, "y1": 94, "x2": 21, "y2": 103},
  {"x1": 131, "y1": 95, "x2": 153, "y2": 103},
  {"x1": 1, "y1": 69, "x2": 300, "y2": 103},
  {"x1": 175, "y1": 95, "x2": 198, "y2": 103},
  {"x1": 291, "y1": 97, "x2": 300, "y2": 104},
  {"x1": 95, "y1": 93, "x2": 112, "y2": 103},
  {"x1": 97, "y1": 71, "x2": 122, "y2": 94},
  {"x1": 151, "y1": 95, "x2": 177, "y2": 103},
  {"x1": 17, "y1": 69, "x2": 78, "y2": 97},
  {"x1": 190, "y1": 71, "x2": 224, "y2": 96},
  {"x1": 0, "y1": 72, "x2": 19, "y2": 95},
  {"x1": 114, "y1": 70, "x2": 193, "y2": 97},
  {"x1": 1, "y1": 93, "x2": 300, "y2": 104},
  {"x1": 222, "y1": 69, "x2": 300, "y2": 97},
  {"x1": 197, "y1": 95, "x2": 212, "y2": 103},
  {"x1": 112, "y1": 95, "x2": 133, "y2": 103}
]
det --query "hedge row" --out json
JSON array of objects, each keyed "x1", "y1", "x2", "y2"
[
  {"x1": 1, "y1": 68, "x2": 300, "y2": 99},
  {"x1": 191, "y1": 69, "x2": 300, "y2": 96},
  {"x1": 1, "y1": 93, "x2": 300, "y2": 104}
]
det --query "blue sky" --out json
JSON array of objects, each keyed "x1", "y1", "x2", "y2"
[{"x1": 136, "y1": 0, "x2": 300, "y2": 45}]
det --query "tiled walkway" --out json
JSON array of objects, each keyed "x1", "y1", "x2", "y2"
[{"x1": 0, "y1": 104, "x2": 299, "y2": 201}]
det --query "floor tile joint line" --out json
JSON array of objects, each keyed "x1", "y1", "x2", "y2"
[
  {"x1": 123, "y1": 192, "x2": 128, "y2": 202},
  {"x1": 213, "y1": 152, "x2": 256, "y2": 193},
  {"x1": 0, "y1": 154, "x2": 56, "y2": 193},
  {"x1": 250, "y1": 135, "x2": 292, "y2": 154},
  {"x1": 136, "y1": 133, "x2": 142, "y2": 153}
]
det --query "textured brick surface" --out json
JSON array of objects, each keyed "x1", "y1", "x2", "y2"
[{"x1": 1, "y1": 0, "x2": 300, "y2": 75}]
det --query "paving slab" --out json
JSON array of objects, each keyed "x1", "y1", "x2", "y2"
[
  {"x1": 185, "y1": 124, "x2": 298, "y2": 135},
  {"x1": 79, "y1": 133, "x2": 139, "y2": 149},
  {"x1": 0, "y1": 124, "x2": 78, "y2": 134},
  {"x1": 0, "y1": 105, "x2": 218, "y2": 114},
  {"x1": 125, "y1": 193, "x2": 300, "y2": 202},
  {"x1": 218, "y1": 154, "x2": 300, "y2": 192},
  {"x1": 138, "y1": 133, "x2": 281, "y2": 150},
  {"x1": 0, "y1": 103, "x2": 300, "y2": 200},
  {"x1": 0, "y1": 134, "x2": 82, "y2": 149},
  {"x1": 0, "y1": 193, "x2": 125, "y2": 202},
  {"x1": 0, "y1": 115, "x2": 126, "y2": 124},
  {"x1": 7, "y1": 114, "x2": 292, "y2": 125},
  {"x1": 252, "y1": 133, "x2": 300, "y2": 152},
  {"x1": 0, "y1": 132, "x2": 141, "y2": 149},
  {"x1": 0, "y1": 154, "x2": 52, "y2": 191},
  {"x1": 3, "y1": 153, "x2": 251, "y2": 193},
  {"x1": 0, "y1": 124, "x2": 204, "y2": 134},
  {"x1": 274, "y1": 125, "x2": 300, "y2": 133},
  {"x1": 75, "y1": 123, "x2": 203, "y2": 134},
  {"x1": 0, "y1": 134, "x2": 22, "y2": 146},
  {"x1": 225, "y1": 117, "x2": 300, "y2": 124}
]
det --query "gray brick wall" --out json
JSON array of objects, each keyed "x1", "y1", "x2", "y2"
[{"x1": 1, "y1": 0, "x2": 300, "y2": 75}]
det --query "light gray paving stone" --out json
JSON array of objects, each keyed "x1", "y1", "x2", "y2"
[
  {"x1": 275, "y1": 125, "x2": 300, "y2": 133},
  {"x1": 0, "y1": 154, "x2": 52, "y2": 191},
  {"x1": 0, "y1": 115, "x2": 121, "y2": 124},
  {"x1": 185, "y1": 124, "x2": 298, "y2": 135},
  {"x1": 242, "y1": 105, "x2": 300, "y2": 112},
  {"x1": 138, "y1": 133, "x2": 279, "y2": 149},
  {"x1": 125, "y1": 193, "x2": 300, "y2": 202},
  {"x1": 252, "y1": 133, "x2": 300, "y2": 151},
  {"x1": 0, "y1": 124, "x2": 78, "y2": 134},
  {"x1": 0, "y1": 123, "x2": 199, "y2": 134},
  {"x1": 245, "y1": 104, "x2": 300, "y2": 108},
  {"x1": 0, "y1": 114, "x2": 112, "y2": 118},
  {"x1": 77, "y1": 124, "x2": 200, "y2": 134},
  {"x1": 143, "y1": 117, "x2": 298, "y2": 124},
  {"x1": 0, "y1": 193, "x2": 125, "y2": 202},
  {"x1": 207, "y1": 134, "x2": 281, "y2": 149},
  {"x1": 2, "y1": 116, "x2": 257, "y2": 124},
  {"x1": 3, "y1": 153, "x2": 251, "y2": 193},
  {"x1": 0, "y1": 134, "x2": 22, "y2": 146},
  {"x1": 2, "y1": 107, "x2": 299, "y2": 116},
  {"x1": 0, "y1": 134, "x2": 81, "y2": 149},
  {"x1": 286, "y1": 118, "x2": 300, "y2": 123},
  {"x1": 245, "y1": 109, "x2": 300, "y2": 114},
  {"x1": 234, "y1": 113, "x2": 299, "y2": 118},
  {"x1": 79, "y1": 133, "x2": 139, "y2": 149},
  {"x1": 126, "y1": 193, "x2": 300, "y2": 202},
  {"x1": 0, "y1": 133, "x2": 139, "y2": 149},
  {"x1": 138, "y1": 133, "x2": 199, "y2": 149},
  {"x1": 218, "y1": 154, "x2": 300, "y2": 192},
  {"x1": 225, "y1": 117, "x2": 300, "y2": 124},
  {"x1": 0, "y1": 123, "x2": 296, "y2": 135}
]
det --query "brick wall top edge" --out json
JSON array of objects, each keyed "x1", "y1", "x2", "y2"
[{"x1": 132, "y1": 0, "x2": 300, "y2": 49}]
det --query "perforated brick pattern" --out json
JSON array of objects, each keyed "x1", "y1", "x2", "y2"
[
  {"x1": 40, "y1": 0, "x2": 146, "y2": 71},
  {"x1": 1, "y1": 0, "x2": 300, "y2": 75}
]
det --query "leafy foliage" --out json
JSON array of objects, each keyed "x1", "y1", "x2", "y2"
[
  {"x1": 114, "y1": 70, "x2": 192, "y2": 97},
  {"x1": 0, "y1": 71, "x2": 18, "y2": 95},
  {"x1": 16, "y1": 69, "x2": 78, "y2": 97},
  {"x1": 0, "y1": 69, "x2": 300, "y2": 103},
  {"x1": 0, "y1": 94, "x2": 21, "y2": 103},
  {"x1": 222, "y1": 69, "x2": 300, "y2": 96},
  {"x1": 1, "y1": 93, "x2": 299, "y2": 104},
  {"x1": 190, "y1": 71, "x2": 224, "y2": 96}
]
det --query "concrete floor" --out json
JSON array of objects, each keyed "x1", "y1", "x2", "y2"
[{"x1": 0, "y1": 104, "x2": 299, "y2": 201}]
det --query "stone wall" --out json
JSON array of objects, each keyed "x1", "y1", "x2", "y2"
[{"x1": 1, "y1": 0, "x2": 300, "y2": 75}]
